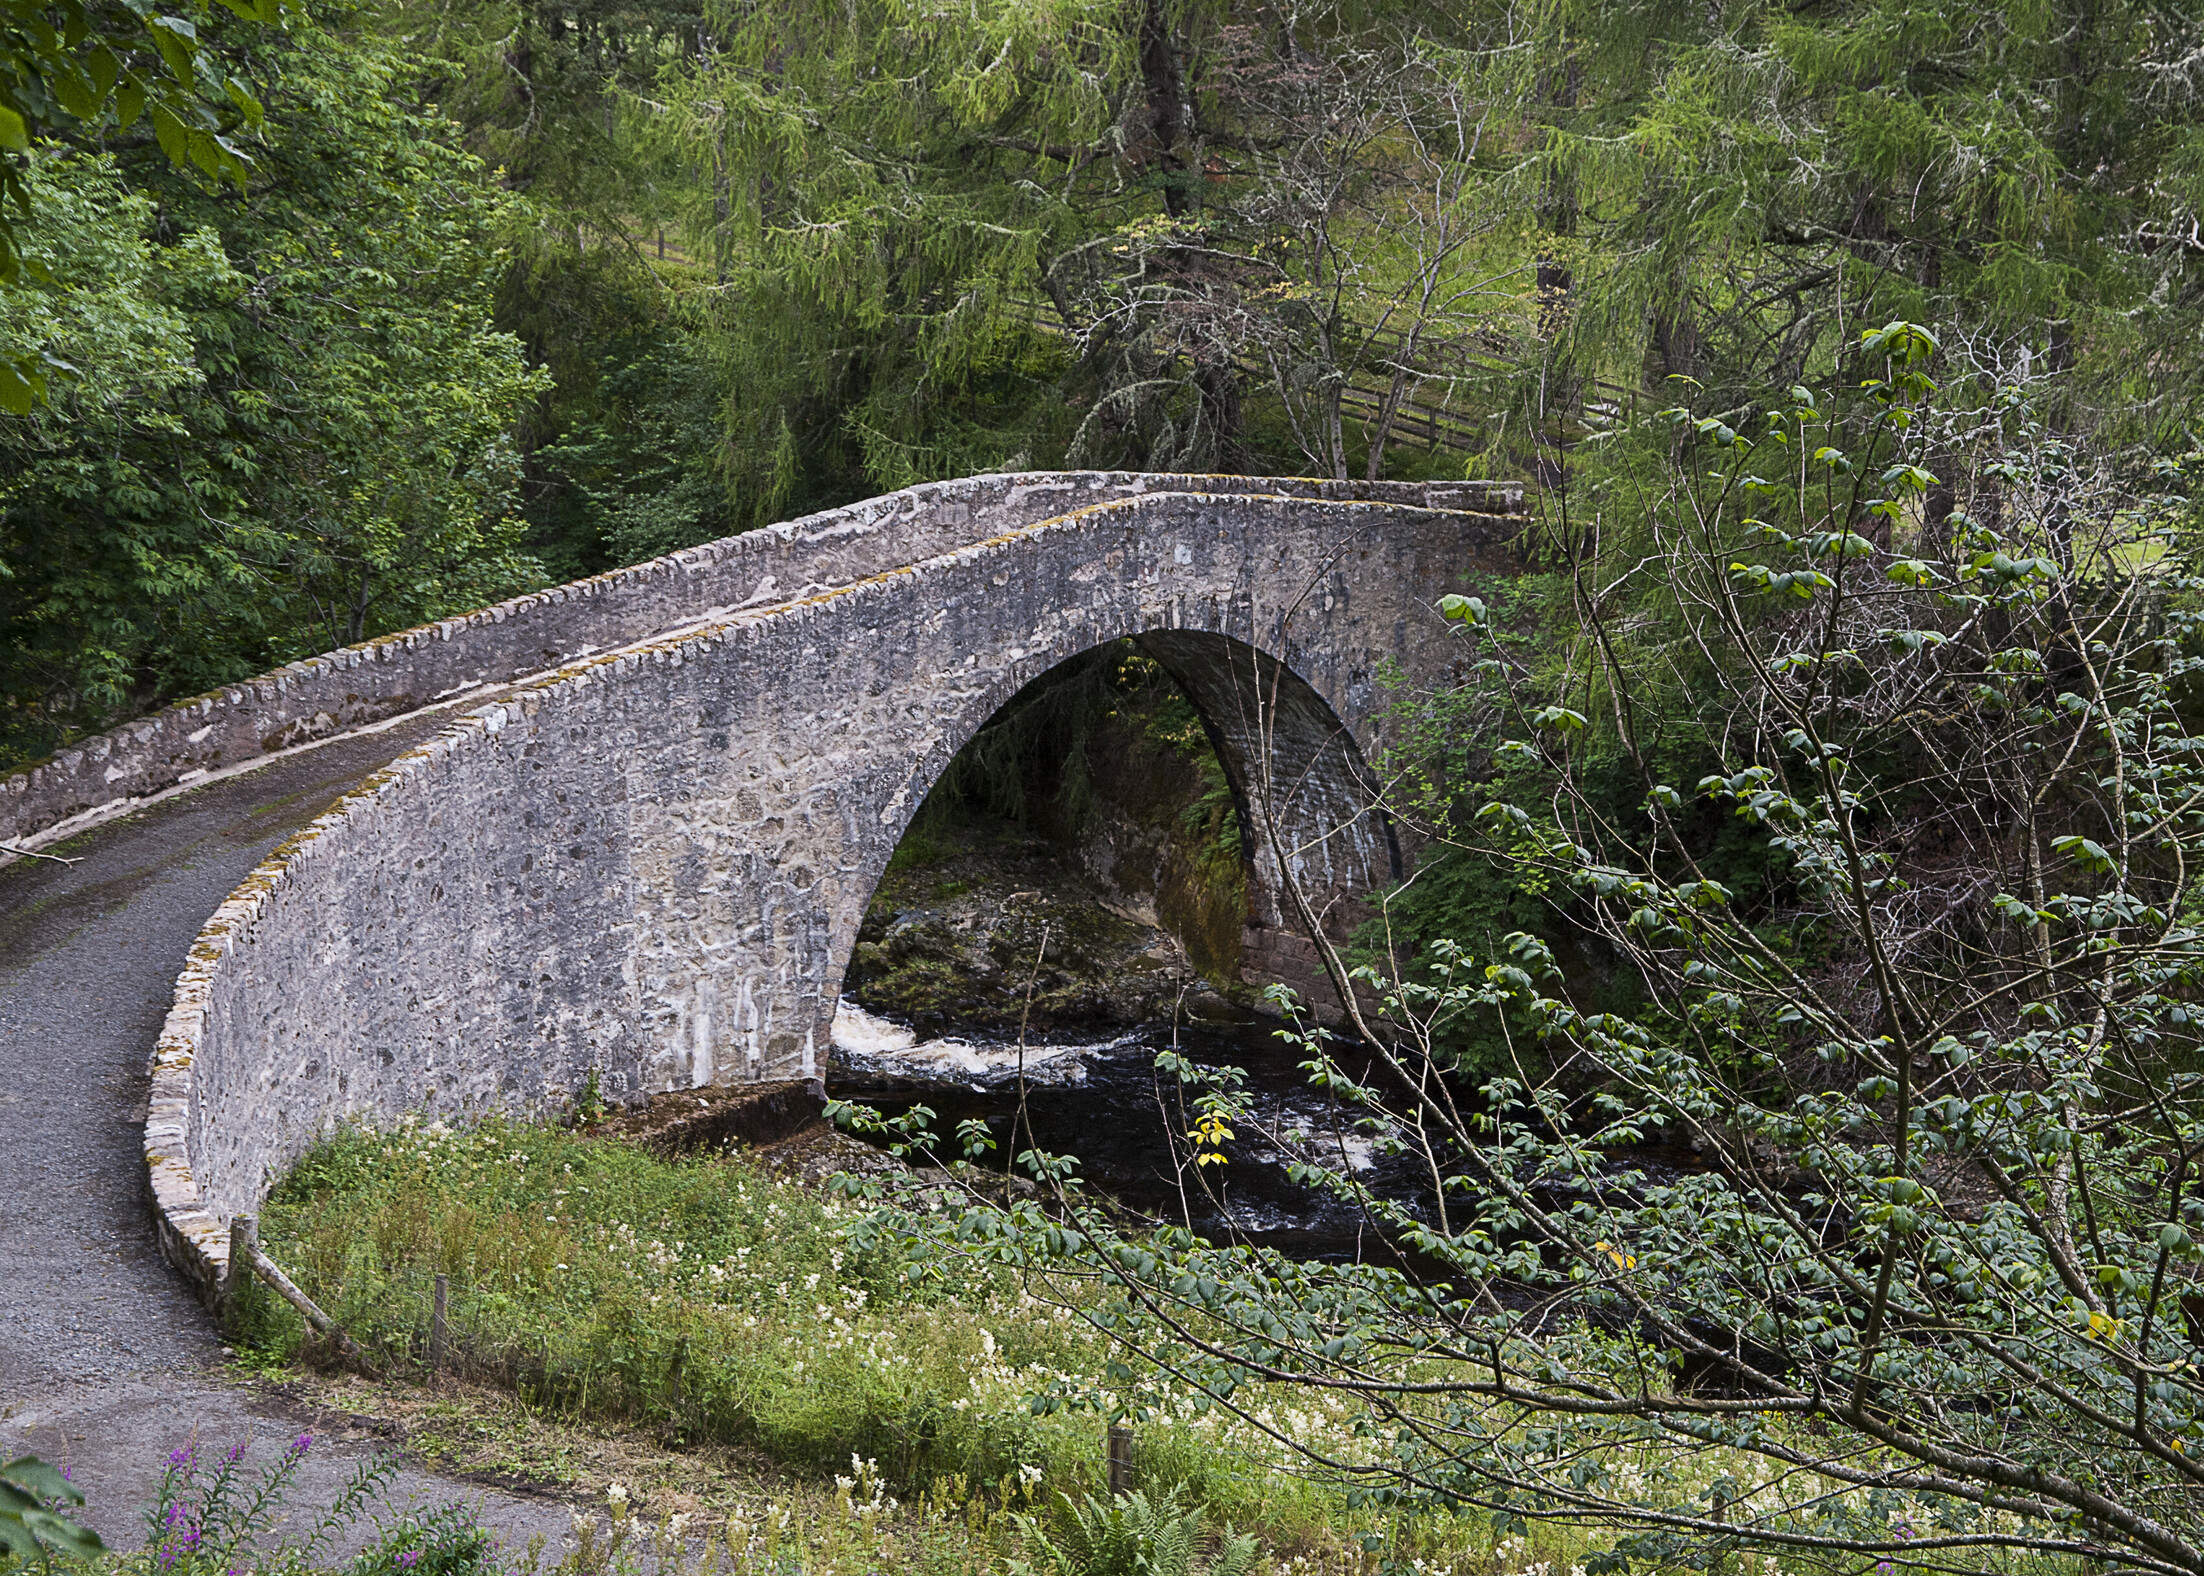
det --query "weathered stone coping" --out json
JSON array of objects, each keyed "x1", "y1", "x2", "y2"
[
  {"x1": 140, "y1": 480, "x2": 1523, "y2": 1305},
  {"x1": 4, "y1": 472, "x2": 1517, "y2": 855}
]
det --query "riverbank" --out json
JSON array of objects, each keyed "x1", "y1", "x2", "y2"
[{"x1": 236, "y1": 1116, "x2": 1541, "y2": 1574}]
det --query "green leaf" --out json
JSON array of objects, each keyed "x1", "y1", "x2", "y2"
[
  {"x1": 0, "y1": 106, "x2": 28, "y2": 153},
  {"x1": 1859, "y1": 320, "x2": 1940, "y2": 365},
  {"x1": 186, "y1": 128, "x2": 225, "y2": 178},
  {"x1": 225, "y1": 76, "x2": 263, "y2": 127},
  {"x1": 0, "y1": 1456, "x2": 102, "y2": 1563},
  {"x1": 150, "y1": 101, "x2": 188, "y2": 166},
  {"x1": 49, "y1": 65, "x2": 101, "y2": 120},
  {"x1": 87, "y1": 44, "x2": 119, "y2": 100},
  {"x1": 0, "y1": 357, "x2": 45, "y2": 415},
  {"x1": 2051, "y1": 835, "x2": 2116, "y2": 874},
  {"x1": 0, "y1": 1460, "x2": 81, "y2": 1507},
  {"x1": 146, "y1": 14, "x2": 199, "y2": 89}
]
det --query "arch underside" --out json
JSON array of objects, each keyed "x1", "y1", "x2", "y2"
[
  {"x1": 822, "y1": 629, "x2": 1401, "y2": 1053},
  {"x1": 618, "y1": 490, "x2": 1471, "y2": 1090},
  {"x1": 1136, "y1": 628, "x2": 1400, "y2": 927}
]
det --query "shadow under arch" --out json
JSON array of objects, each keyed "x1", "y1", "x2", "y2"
[{"x1": 826, "y1": 627, "x2": 1401, "y2": 1040}]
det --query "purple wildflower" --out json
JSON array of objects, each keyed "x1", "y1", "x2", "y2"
[
  {"x1": 157, "y1": 1505, "x2": 203, "y2": 1570},
  {"x1": 167, "y1": 1445, "x2": 197, "y2": 1469},
  {"x1": 288, "y1": 1433, "x2": 313, "y2": 1457},
  {"x1": 226, "y1": 1442, "x2": 246, "y2": 1464},
  {"x1": 1876, "y1": 1562, "x2": 1894, "y2": 1574},
  {"x1": 396, "y1": 1551, "x2": 423, "y2": 1569}
]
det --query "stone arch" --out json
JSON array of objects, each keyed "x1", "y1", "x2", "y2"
[
  {"x1": 137, "y1": 478, "x2": 1526, "y2": 1299},
  {"x1": 607, "y1": 488, "x2": 1485, "y2": 1090},
  {"x1": 824, "y1": 627, "x2": 1400, "y2": 1035}
]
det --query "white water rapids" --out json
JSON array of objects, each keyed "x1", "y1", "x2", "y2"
[{"x1": 829, "y1": 998, "x2": 1137, "y2": 1089}]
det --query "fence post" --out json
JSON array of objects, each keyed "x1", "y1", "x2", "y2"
[
  {"x1": 663, "y1": 1335, "x2": 689, "y2": 1446},
  {"x1": 223, "y1": 1214, "x2": 258, "y2": 1315},
  {"x1": 429, "y1": 1273, "x2": 449, "y2": 1372},
  {"x1": 1106, "y1": 1423, "x2": 1133, "y2": 1497}
]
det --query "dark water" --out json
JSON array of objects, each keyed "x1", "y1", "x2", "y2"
[
  {"x1": 838, "y1": 1011, "x2": 1459, "y2": 1260},
  {"x1": 836, "y1": 1002, "x2": 1719, "y2": 1267}
]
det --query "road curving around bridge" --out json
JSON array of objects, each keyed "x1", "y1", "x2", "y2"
[{"x1": 0, "y1": 714, "x2": 587, "y2": 1545}]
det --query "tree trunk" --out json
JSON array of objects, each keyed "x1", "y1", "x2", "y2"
[
  {"x1": 1649, "y1": 300, "x2": 1702, "y2": 386},
  {"x1": 1326, "y1": 380, "x2": 1347, "y2": 480},
  {"x1": 1366, "y1": 367, "x2": 1410, "y2": 481},
  {"x1": 1139, "y1": 0, "x2": 1190, "y2": 218},
  {"x1": 1198, "y1": 360, "x2": 1243, "y2": 472},
  {"x1": 713, "y1": 121, "x2": 729, "y2": 287},
  {"x1": 1534, "y1": 56, "x2": 1580, "y2": 343}
]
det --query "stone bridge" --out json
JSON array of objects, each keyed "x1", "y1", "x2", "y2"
[{"x1": 0, "y1": 471, "x2": 1520, "y2": 1301}]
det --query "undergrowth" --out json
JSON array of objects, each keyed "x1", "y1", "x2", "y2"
[
  {"x1": 234, "y1": 1119, "x2": 1544, "y2": 1571},
  {"x1": 218, "y1": 1115, "x2": 2035, "y2": 1576}
]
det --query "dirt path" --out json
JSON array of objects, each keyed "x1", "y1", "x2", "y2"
[{"x1": 0, "y1": 720, "x2": 582, "y2": 1548}]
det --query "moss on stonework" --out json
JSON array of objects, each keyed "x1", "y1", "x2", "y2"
[{"x1": 846, "y1": 817, "x2": 1199, "y2": 1036}]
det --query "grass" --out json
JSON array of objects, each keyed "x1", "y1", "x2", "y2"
[
  {"x1": 240, "y1": 1115, "x2": 2063, "y2": 1576},
  {"x1": 131, "y1": 1112, "x2": 2087, "y2": 1576},
  {"x1": 232, "y1": 1117, "x2": 1561, "y2": 1573}
]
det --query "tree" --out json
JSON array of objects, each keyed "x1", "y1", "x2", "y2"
[
  {"x1": 0, "y1": 5, "x2": 545, "y2": 765},
  {"x1": 639, "y1": 0, "x2": 1110, "y2": 525},
  {"x1": 1472, "y1": 0, "x2": 2204, "y2": 438},
  {"x1": 838, "y1": 325, "x2": 2204, "y2": 1576},
  {"x1": 368, "y1": 0, "x2": 726, "y2": 577},
  {"x1": 0, "y1": 0, "x2": 299, "y2": 409},
  {"x1": 633, "y1": 0, "x2": 1529, "y2": 516},
  {"x1": 1047, "y1": 4, "x2": 1522, "y2": 480}
]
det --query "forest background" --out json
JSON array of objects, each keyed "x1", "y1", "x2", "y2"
[
  {"x1": 12, "y1": 0, "x2": 2204, "y2": 1564},
  {"x1": 8, "y1": 0, "x2": 2204, "y2": 773}
]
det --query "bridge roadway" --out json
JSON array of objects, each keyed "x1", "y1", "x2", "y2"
[
  {"x1": 0, "y1": 471, "x2": 1516, "y2": 1535},
  {"x1": 0, "y1": 713, "x2": 584, "y2": 1544}
]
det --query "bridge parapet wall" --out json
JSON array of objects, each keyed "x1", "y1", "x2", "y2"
[
  {"x1": 134, "y1": 480, "x2": 1523, "y2": 1307},
  {"x1": 3, "y1": 473, "x2": 1513, "y2": 854}
]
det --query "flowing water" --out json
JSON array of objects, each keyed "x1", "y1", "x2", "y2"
[{"x1": 831, "y1": 1000, "x2": 1445, "y2": 1261}]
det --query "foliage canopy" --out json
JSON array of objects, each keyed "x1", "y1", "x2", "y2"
[{"x1": 837, "y1": 326, "x2": 2204, "y2": 1576}]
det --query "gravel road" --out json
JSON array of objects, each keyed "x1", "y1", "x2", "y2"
[{"x1": 0, "y1": 720, "x2": 581, "y2": 1549}]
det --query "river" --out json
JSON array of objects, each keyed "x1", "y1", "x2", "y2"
[{"x1": 831, "y1": 999, "x2": 1446, "y2": 1260}]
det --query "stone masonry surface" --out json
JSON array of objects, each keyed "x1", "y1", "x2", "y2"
[
  {"x1": 112, "y1": 475, "x2": 1522, "y2": 1311},
  {"x1": 3, "y1": 472, "x2": 1512, "y2": 852}
]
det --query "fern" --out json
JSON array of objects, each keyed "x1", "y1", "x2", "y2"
[{"x1": 1016, "y1": 1487, "x2": 1258, "y2": 1576}]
